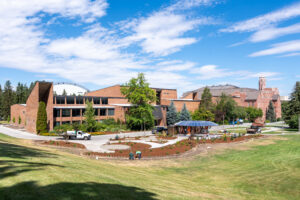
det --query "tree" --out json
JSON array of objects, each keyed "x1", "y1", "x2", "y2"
[
  {"x1": 0, "y1": 84, "x2": 2, "y2": 119},
  {"x1": 200, "y1": 87, "x2": 213, "y2": 110},
  {"x1": 179, "y1": 104, "x2": 191, "y2": 121},
  {"x1": 166, "y1": 101, "x2": 178, "y2": 125},
  {"x1": 266, "y1": 101, "x2": 276, "y2": 122},
  {"x1": 84, "y1": 100, "x2": 96, "y2": 132},
  {"x1": 245, "y1": 107, "x2": 263, "y2": 122},
  {"x1": 2, "y1": 81, "x2": 15, "y2": 120},
  {"x1": 36, "y1": 101, "x2": 48, "y2": 134},
  {"x1": 62, "y1": 89, "x2": 67, "y2": 96},
  {"x1": 284, "y1": 82, "x2": 300, "y2": 129},
  {"x1": 18, "y1": 116, "x2": 21, "y2": 124},
  {"x1": 121, "y1": 73, "x2": 156, "y2": 130},
  {"x1": 72, "y1": 122, "x2": 80, "y2": 133},
  {"x1": 192, "y1": 109, "x2": 215, "y2": 121},
  {"x1": 215, "y1": 93, "x2": 237, "y2": 123}
]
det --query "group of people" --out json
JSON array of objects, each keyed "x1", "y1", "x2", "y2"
[{"x1": 129, "y1": 151, "x2": 142, "y2": 160}]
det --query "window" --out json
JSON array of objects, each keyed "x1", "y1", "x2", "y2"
[
  {"x1": 62, "y1": 121, "x2": 70, "y2": 124},
  {"x1": 82, "y1": 109, "x2": 86, "y2": 115},
  {"x1": 94, "y1": 108, "x2": 99, "y2": 116},
  {"x1": 108, "y1": 108, "x2": 115, "y2": 116},
  {"x1": 56, "y1": 96, "x2": 65, "y2": 104},
  {"x1": 85, "y1": 97, "x2": 93, "y2": 104},
  {"x1": 62, "y1": 109, "x2": 70, "y2": 117},
  {"x1": 100, "y1": 109, "x2": 106, "y2": 116},
  {"x1": 72, "y1": 109, "x2": 81, "y2": 117},
  {"x1": 101, "y1": 97, "x2": 108, "y2": 105},
  {"x1": 53, "y1": 109, "x2": 60, "y2": 117},
  {"x1": 54, "y1": 121, "x2": 60, "y2": 127},
  {"x1": 66, "y1": 96, "x2": 75, "y2": 104},
  {"x1": 76, "y1": 96, "x2": 84, "y2": 104},
  {"x1": 93, "y1": 97, "x2": 100, "y2": 104}
]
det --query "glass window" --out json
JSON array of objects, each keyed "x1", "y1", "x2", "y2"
[
  {"x1": 76, "y1": 96, "x2": 84, "y2": 104},
  {"x1": 101, "y1": 97, "x2": 108, "y2": 105},
  {"x1": 56, "y1": 96, "x2": 65, "y2": 104},
  {"x1": 72, "y1": 109, "x2": 81, "y2": 117},
  {"x1": 82, "y1": 109, "x2": 86, "y2": 115},
  {"x1": 93, "y1": 97, "x2": 100, "y2": 104},
  {"x1": 66, "y1": 96, "x2": 75, "y2": 104},
  {"x1": 62, "y1": 121, "x2": 70, "y2": 124},
  {"x1": 54, "y1": 121, "x2": 60, "y2": 127},
  {"x1": 100, "y1": 109, "x2": 106, "y2": 116},
  {"x1": 62, "y1": 109, "x2": 70, "y2": 117},
  {"x1": 53, "y1": 108, "x2": 60, "y2": 117},
  {"x1": 85, "y1": 97, "x2": 93, "y2": 104},
  {"x1": 108, "y1": 108, "x2": 114, "y2": 116},
  {"x1": 94, "y1": 108, "x2": 99, "y2": 116}
]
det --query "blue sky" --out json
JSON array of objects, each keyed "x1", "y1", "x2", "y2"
[{"x1": 0, "y1": 0, "x2": 299, "y2": 96}]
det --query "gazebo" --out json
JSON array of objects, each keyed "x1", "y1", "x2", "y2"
[{"x1": 174, "y1": 121, "x2": 218, "y2": 135}]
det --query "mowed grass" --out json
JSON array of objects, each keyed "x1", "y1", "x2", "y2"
[{"x1": 0, "y1": 133, "x2": 300, "y2": 200}]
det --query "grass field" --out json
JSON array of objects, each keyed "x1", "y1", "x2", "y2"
[{"x1": 0, "y1": 133, "x2": 300, "y2": 200}]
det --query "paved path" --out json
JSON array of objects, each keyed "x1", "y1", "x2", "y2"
[{"x1": 0, "y1": 124, "x2": 153, "y2": 152}]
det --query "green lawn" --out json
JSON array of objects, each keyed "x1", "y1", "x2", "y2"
[{"x1": 0, "y1": 133, "x2": 300, "y2": 200}]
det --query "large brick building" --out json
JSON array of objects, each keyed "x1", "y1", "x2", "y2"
[
  {"x1": 181, "y1": 77, "x2": 281, "y2": 121},
  {"x1": 10, "y1": 82, "x2": 200, "y2": 133}
]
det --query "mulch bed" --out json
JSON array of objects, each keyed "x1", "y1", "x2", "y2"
[
  {"x1": 41, "y1": 140, "x2": 86, "y2": 149},
  {"x1": 85, "y1": 134, "x2": 262, "y2": 158}
]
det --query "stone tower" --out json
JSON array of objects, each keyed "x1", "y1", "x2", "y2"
[{"x1": 259, "y1": 77, "x2": 266, "y2": 91}]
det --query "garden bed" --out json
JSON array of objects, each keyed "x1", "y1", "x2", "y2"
[
  {"x1": 40, "y1": 140, "x2": 86, "y2": 149},
  {"x1": 85, "y1": 134, "x2": 262, "y2": 158}
]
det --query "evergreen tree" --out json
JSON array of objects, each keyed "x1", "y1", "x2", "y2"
[
  {"x1": 266, "y1": 101, "x2": 276, "y2": 122},
  {"x1": 166, "y1": 101, "x2": 178, "y2": 125},
  {"x1": 84, "y1": 100, "x2": 96, "y2": 132},
  {"x1": 36, "y1": 101, "x2": 48, "y2": 134},
  {"x1": 179, "y1": 103, "x2": 191, "y2": 121},
  {"x1": 62, "y1": 89, "x2": 67, "y2": 95},
  {"x1": 27, "y1": 82, "x2": 36, "y2": 99},
  {"x1": 284, "y1": 82, "x2": 300, "y2": 129},
  {"x1": 2, "y1": 81, "x2": 15, "y2": 120},
  {"x1": 121, "y1": 73, "x2": 156, "y2": 130},
  {"x1": 18, "y1": 116, "x2": 21, "y2": 124},
  {"x1": 0, "y1": 84, "x2": 2, "y2": 118},
  {"x1": 200, "y1": 87, "x2": 213, "y2": 110}
]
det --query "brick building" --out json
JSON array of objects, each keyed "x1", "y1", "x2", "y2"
[
  {"x1": 11, "y1": 82, "x2": 200, "y2": 133},
  {"x1": 181, "y1": 77, "x2": 281, "y2": 121}
]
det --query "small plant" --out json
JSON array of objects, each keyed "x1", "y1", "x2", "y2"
[
  {"x1": 73, "y1": 144, "x2": 77, "y2": 147},
  {"x1": 12, "y1": 117, "x2": 15, "y2": 123},
  {"x1": 176, "y1": 151, "x2": 180, "y2": 154},
  {"x1": 130, "y1": 143, "x2": 133, "y2": 146},
  {"x1": 166, "y1": 152, "x2": 169, "y2": 155},
  {"x1": 87, "y1": 152, "x2": 91, "y2": 156},
  {"x1": 150, "y1": 149, "x2": 152, "y2": 152},
  {"x1": 118, "y1": 141, "x2": 121, "y2": 144},
  {"x1": 119, "y1": 150, "x2": 123, "y2": 153},
  {"x1": 223, "y1": 135, "x2": 227, "y2": 141},
  {"x1": 50, "y1": 140, "x2": 54, "y2": 145},
  {"x1": 211, "y1": 138, "x2": 216, "y2": 143},
  {"x1": 230, "y1": 135, "x2": 234, "y2": 141},
  {"x1": 18, "y1": 116, "x2": 21, "y2": 124}
]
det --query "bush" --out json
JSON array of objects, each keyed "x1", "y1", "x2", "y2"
[
  {"x1": 36, "y1": 101, "x2": 48, "y2": 134},
  {"x1": 287, "y1": 115, "x2": 299, "y2": 129},
  {"x1": 12, "y1": 117, "x2": 15, "y2": 123}
]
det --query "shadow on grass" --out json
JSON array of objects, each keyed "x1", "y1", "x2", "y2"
[
  {"x1": 0, "y1": 181, "x2": 157, "y2": 200},
  {"x1": 0, "y1": 142, "x2": 63, "y2": 179}
]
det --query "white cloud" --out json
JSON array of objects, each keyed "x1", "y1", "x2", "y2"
[
  {"x1": 157, "y1": 60, "x2": 196, "y2": 71},
  {"x1": 249, "y1": 40, "x2": 300, "y2": 57},
  {"x1": 250, "y1": 23, "x2": 300, "y2": 42},
  {"x1": 221, "y1": 2, "x2": 300, "y2": 33},
  {"x1": 167, "y1": 0, "x2": 215, "y2": 11}
]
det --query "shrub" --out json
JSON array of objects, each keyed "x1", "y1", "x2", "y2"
[
  {"x1": 12, "y1": 117, "x2": 15, "y2": 123},
  {"x1": 50, "y1": 141, "x2": 54, "y2": 145},
  {"x1": 36, "y1": 101, "x2": 48, "y2": 134},
  {"x1": 7, "y1": 116, "x2": 10, "y2": 123},
  {"x1": 223, "y1": 135, "x2": 227, "y2": 141},
  {"x1": 176, "y1": 151, "x2": 180, "y2": 154},
  {"x1": 18, "y1": 116, "x2": 21, "y2": 124}
]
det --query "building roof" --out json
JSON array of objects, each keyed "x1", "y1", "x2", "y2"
[{"x1": 182, "y1": 84, "x2": 259, "y2": 100}]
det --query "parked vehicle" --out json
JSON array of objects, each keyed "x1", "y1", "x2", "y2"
[
  {"x1": 152, "y1": 126, "x2": 168, "y2": 134},
  {"x1": 246, "y1": 123, "x2": 264, "y2": 134},
  {"x1": 61, "y1": 130, "x2": 91, "y2": 140}
]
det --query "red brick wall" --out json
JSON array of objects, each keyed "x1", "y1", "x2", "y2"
[
  {"x1": 10, "y1": 104, "x2": 26, "y2": 127},
  {"x1": 46, "y1": 84, "x2": 54, "y2": 131},
  {"x1": 173, "y1": 101, "x2": 200, "y2": 113},
  {"x1": 86, "y1": 85, "x2": 124, "y2": 97},
  {"x1": 25, "y1": 82, "x2": 40, "y2": 133}
]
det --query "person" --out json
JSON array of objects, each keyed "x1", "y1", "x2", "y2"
[
  {"x1": 129, "y1": 152, "x2": 134, "y2": 160},
  {"x1": 138, "y1": 152, "x2": 142, "y2": 160},
  {"x1": 136, "y1": 151, "x2": 142, "y2": 160}
]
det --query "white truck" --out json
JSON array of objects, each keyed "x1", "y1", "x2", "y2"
[{"x1": 61, "y1": 130, "x2": 91, "y2": 140}]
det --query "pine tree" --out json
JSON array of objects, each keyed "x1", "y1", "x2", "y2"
[
  {"x1": 18, "y1": 116, "x2": 21, "y2": 124},
  {"x1": 266, "y1": 101, "x2": 276, "y2": 122},
  {"x1": 0, "y1": 84, "x2": 2, "y2": 119},
  {"x1": 179, "y1": 103, "x2": 191, "y2": 121},
  {"x1": 2, "y1": 81, "x2": 15, "y2": 120},
  {"x1": 84, "y1": 100, "x2": 96, "y2": 132},
  {"x1": 62, "y1": 89, "x2": 67, "y2": 95},
  {"x1": 36, "y1": 101, "x2": 48, "y2": 134},
  {"x1": 200, "y1": 87, "x2": 213, "y2": 110},
  {"x1": 166, "y1": 101, "x2": 178, "y2": 125},
  {"x1": 284, "y1": 81, "x2": 300, "y2": 129}
]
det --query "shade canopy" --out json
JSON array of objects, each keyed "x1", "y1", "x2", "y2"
[{"x1": 175, "y1": 121, "x2": 218, "y2": 127}]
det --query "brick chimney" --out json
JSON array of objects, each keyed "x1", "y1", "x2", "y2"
[{"x1": 259, "y1": 77, "x2": 266, "y2": 91}]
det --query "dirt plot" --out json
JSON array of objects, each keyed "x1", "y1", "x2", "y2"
[
  {"x1": 86, "y1": 135, "x2": 262, "y2": 158},
  {"x1": 38, "y1": 140, "x2": 86, "y2": 149}
]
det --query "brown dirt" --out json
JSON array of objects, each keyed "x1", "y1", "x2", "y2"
[
  {"x1": 39, "y1": 140, "x2": 86, "y2": 149},
  {"x1": 86, "y1": 135, "x2": 262, "y2": 158}
]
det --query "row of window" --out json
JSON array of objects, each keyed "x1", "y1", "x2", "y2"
[
  {"x1": 53, "y1": 108, "x2": 114, "y2": 117},
  {"x1": 54, "y1": 120, "x2": 109, "y2": 127},
  {"x1": 54, "y1": 96, "x2": 108, "y2": 105}
]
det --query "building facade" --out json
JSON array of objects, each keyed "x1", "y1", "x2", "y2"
[
  {"x1": 11, "y1": 82, "x2": 200, "y2": 133},
  {"x1": 181, "y1": 77, "x2": 282, "y2": 121}
]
